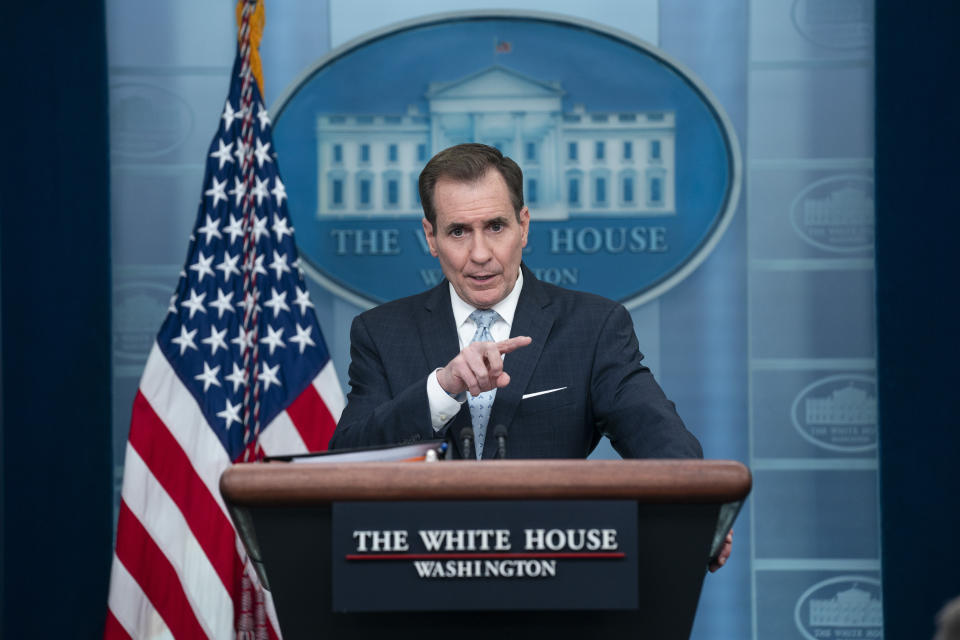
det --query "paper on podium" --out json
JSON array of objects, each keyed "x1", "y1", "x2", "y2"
[{"x1": 264, "y1": 440, "x2": 447, "y2": 464}]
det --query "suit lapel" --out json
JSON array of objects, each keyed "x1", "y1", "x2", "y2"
[
  {"x1": 418, "y1": 281, "x2": 460, "y2": 369},
  {"x1": 418, "y1": 281, "x2": 473, "y2": 457},
  {"x1": 481, "y1": 265, "x2": 554, "y2": 458}
]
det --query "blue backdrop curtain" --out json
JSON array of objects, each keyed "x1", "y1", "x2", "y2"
[
  {"x1": 1, "y1": 2, "x2": 113, "y2": 636},
  {"x1": 876, "y1": 1, "x2": 960, "y2": 636}
]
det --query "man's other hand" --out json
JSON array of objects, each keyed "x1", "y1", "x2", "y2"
[
  {"x1": 437, "y1": 336, "x2": 532, "y2": 397},
  {"x1": 709, "y1": 529, "x2": 734, "y2": 572}
]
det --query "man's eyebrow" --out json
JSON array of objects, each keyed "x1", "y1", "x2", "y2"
[{"x1": 442, "y1": 216, "x2": 510, "y2": 233}]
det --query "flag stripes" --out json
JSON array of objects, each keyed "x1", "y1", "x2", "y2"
[
  {"x1": 286, "y1": 374, "x2": 338, "y2": 451},
  {"x1": 139, "y1": 344, "x2": 234, "y2": 520},
  {"x1": 119, "y1": 446, "x2": 235, "y2": 637},
  {"x1": 104, "y1": 610, "x2": 134, "y2": 640},
  {"x1": 106, "y1": 558, "x2": 163, "y2": 639},
  {"x1": 128, "y1": 392, "x2": 239, "y2": 593},
  {"x1": 114, "y1": 501, "x2": 213, "y2": 638}
]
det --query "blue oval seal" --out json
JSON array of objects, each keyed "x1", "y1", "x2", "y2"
[
  {"x1": 272, "y1": 11, "x2": 740, "y2": 308},
  {"x1": 794, "y1": 576, "x2": 883, "y2": 640}
]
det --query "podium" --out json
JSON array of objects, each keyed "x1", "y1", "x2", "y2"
[{"x1": 221, "y1": 459, "x2": 751, "y2": 639}]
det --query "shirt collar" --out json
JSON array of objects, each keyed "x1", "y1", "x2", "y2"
[{"x1": 449, "y1": 268, "x2": 524, "y2": 330}]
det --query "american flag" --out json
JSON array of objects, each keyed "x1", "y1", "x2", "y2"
[{"x1": 105, "y1": 2, "x2": 344, "y2": 637}]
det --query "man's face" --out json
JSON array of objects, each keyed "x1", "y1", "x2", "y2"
[{"x1": 421, "y1": 169, "x2": 530, "y2": 310}]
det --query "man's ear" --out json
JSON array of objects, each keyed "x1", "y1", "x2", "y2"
[
  {"x1": 518, "y1": 206, "x2": 530, "y2": 247},
  {"x1": 421, "y1": 217, "x2": 439, "y2": 257}
]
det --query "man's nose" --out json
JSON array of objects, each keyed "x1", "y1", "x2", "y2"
[{"x1": 469, "y1": 234, "x2": 492, "y2": 262}]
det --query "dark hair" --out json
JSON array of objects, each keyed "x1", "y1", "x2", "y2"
[{"x1": 418, "y1": 143, "x2": 524, "y2": 233}]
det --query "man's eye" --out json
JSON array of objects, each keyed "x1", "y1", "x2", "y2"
[
  {"x1": 490, "y1": 223, "x2": 503, "y2": 232},
  {"x1": 450, "y1": 228, "x2": 463, "y2": 237}
]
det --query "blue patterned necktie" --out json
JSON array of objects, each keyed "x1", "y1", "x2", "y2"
[{"x1": 467, "y1": 309, "x2": 499, "y2": 459}]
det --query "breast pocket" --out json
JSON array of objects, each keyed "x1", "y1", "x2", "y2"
[{"x1": 518, "y1": 389, "x2": 576, "y2": 416}]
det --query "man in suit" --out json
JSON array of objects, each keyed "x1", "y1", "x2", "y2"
[
  {"x1": 329, "y1": 143, "x2": 734, "y2": 571},
  {"x1": 329, "y1": 143, "x2": 702, "y2": 462}
]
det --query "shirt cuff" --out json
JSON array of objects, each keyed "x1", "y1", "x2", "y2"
[{"x1": 427, "y1": 368, "x2": 465, "y2": 431}]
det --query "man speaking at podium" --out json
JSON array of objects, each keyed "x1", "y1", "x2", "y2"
[{"x1": 330, "y1": 143, "x2": 702, "y2": 462}]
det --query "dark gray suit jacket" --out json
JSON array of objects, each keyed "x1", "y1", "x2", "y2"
[{"x1": 329, "y1": 264, "x2": 702, "y2": 459}]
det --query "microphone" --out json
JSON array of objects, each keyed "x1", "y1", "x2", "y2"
[
  {"x1": 493, "y1": 424, "x2": 508, "y2": 459},
  {"x1": 460, "y1": 427, "x2": 475, "y2": 460}
]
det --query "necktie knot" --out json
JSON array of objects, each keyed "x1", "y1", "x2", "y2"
[{"x1": 469, "y1": 309, "x2": 498, "y2": 340}]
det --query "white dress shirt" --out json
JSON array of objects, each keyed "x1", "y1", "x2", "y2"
[{"x1": 427, "y1": 269, "x2": 524, "y2": 429}]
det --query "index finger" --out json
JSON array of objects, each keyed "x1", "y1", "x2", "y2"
[{"x1": 497, "y1": 336, "x2": 532, "y2": 354}]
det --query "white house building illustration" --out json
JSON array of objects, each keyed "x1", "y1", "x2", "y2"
[
  {"x1": 809, "y1": 584, "x2": 883, "y2": 628},
  {"x1": 805, "y1": 384, "x2": 877, "y2": 426},
  {"x1": 314, "y1": 66, "x2": 676, "y2": 219}
]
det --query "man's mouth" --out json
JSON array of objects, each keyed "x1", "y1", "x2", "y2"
[{"x1": 468, "y1": 273, "x2": 498, "y2": 283}]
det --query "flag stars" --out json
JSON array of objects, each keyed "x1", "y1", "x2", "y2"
[
  {"x1": 216, "y1": 252, "x2": 241, "y2": 280},
  {"x1": 171, "y1": 326, "x2": 198, "y2": 355},
  {"x1": 248, "y1": 253, "x2": 268, "y2": 277},
  {"x1": 260, "y1": 362, "x2": 281, "y2": 391},
  {"x1": 294, "y1": 287, "x2": 314, "y2": 315},
  {"x1": 196, "y1": 215, "x2": 222, "y2": 245},
  {"x1": 189, "y1": 251, "x2": 216, "y2": 283},
  {"x1": 233, "y1": 138, "x2": 249, "y2": 165},
  {"x1": 209, "y1": 289, "x2": 234, "y2": 319},
  {"x1": 221, "y1": 99, "x2": 240, "y2": 131},
  {"x1": 225, "y1": 362, "x2": 248, "y2": 392},
  {"x1": 217, "y1": 398, "x2": 242, "y2": 430},
  {"x1": 272, "y1": 214, "x2": 293, "y2": 241},
  {"x1": 194, "y1": 361, "x2": 222, "y2": 392},
  {"x1": 252, "y1": 176, "x2": 269, "y2": 206},
  {"x1": 290, "y1": 324, "x2": 316, "y2": 354},
  {"x1": 254, "y1": 138, "x2": 273, "y2": 168},
  {"x1": 204, "y1": 176, "x2": 228, "y2": 208},
  {"x1": 264, "y1": 287, "x2": 290, "y2": 317},
  {"x1": 231, "y1": 326, "x2": 254, "y2": 353},
  {"x1": 223, "y1": 214, "x2": 245, "y2": 245},
  {"x1": 271, "y1": 177, "x2": 287, "y2": 207},
  {"x1": 229, "y1": 178, "x2": 247, "y2": 209},
  {"x1": 251, "y1": 215, "x2": 269, "y2": 244},
  {"x1": 269, "y1": 251, "x2": 291, "y2": 280},
  {"x1": 201, "y1": 326, "x2": 229, "y2": 355},
  {"x1": 181, "y1": 288, "x2": 207, "y2": 319},
  {"x1": 209, "y1": 139, "x2": 234, "y2": 170},
  {"x1": 261, "y1": 325, "x2": 285, "y2": 355},
  {"x1": 237, "y1": 289, "x2": 262, "y2": 315},
  {"x1": 256, "y1": 103, "x2": 271, "y2": 130}
]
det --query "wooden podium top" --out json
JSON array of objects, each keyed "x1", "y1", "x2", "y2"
[{"x1": 220, "y1": 459, "x2": 751, "y2": 506}]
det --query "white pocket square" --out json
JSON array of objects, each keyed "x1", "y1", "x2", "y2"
[{"x1": 522, "y1": 387, "x2": 567, "y2": 400}]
